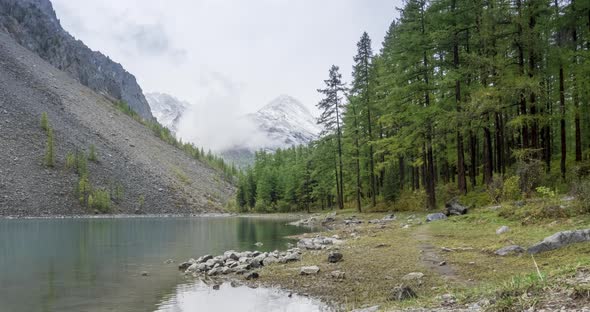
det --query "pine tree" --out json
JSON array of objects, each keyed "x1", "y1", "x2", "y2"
[
  {"x1": 317, "y1": 65, "x2": 347, "y2": 209},
  {"x1": 351, "y1": 32, "x2": 377, "y2": 207}
]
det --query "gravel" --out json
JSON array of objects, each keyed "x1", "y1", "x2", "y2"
[{"x1": 0, "y1": 31, "x2": 234, "y2": 216}]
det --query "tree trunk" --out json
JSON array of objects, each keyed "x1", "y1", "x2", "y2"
[
  {"x1": 573, "y1": 24, "x2": 582, "y2": 162},
  {"x1": 559, "y1": 64, "x2": 566, "y2": 179},
  {"x1": 484, "y1": 115, "x2": 493, "y2": 185},
  {"x1": 469, "y1": 130, "x2": 477, "y2": 188}
]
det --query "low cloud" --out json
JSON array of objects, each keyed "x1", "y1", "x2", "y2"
[{"x1": 175, "y1": 71, "x2": 274, "y2": 152}]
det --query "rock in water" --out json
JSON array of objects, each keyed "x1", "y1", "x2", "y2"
[
  {"x1": 496, "y1": 226, "x2": 510, "y2": 235},
  {"x1": 445, "y1": 201, "x2": 468, "y2": 216},
  {"x1": 426, "y1": 213, "x2": 447, "y2": 222},
  {"x1": 328, "y1": 251, "x2": 343, "y2": 263},
  {"x1": 178, "y1": 262, "x2": 192, "y2": 271},
  {"x1": 141, "y1": 271, "x2": 149, "y2": 276},
  {"x1": 390, "y1": 285, "x2": 417, "y2": 301},
  {"x1": 527, "y1": 229, "x2": 590, "y2": 254},
  {"x1": 300, "y1": 266, "x2": 320, "y2": 275},
  {"x1": 495, "y1": 245, "x2": 525, "y2": 256}
]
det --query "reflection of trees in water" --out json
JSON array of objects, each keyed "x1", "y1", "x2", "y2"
[{"x1": 0, "y1": 218, "x2": 311, "y2": 311}]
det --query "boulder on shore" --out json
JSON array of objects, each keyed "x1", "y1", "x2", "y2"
[
  {"x1": 527, "y1": 229, "x2": 590, "y2": 254},
  {"x1": 328, "y1": 251, "x2": 343, "y2": 263},
  {"x1": 300, "y1": 266, "x2": 320, "y2": 275},
  {"x1": 445, "y1": 201, "x2": 468, "y2": 216},
  {"x1": 495, "y1": 245, "x2": 525, "y2": 256},
  {"x1": 426, "y1": 213, "x2": 447, "y2": 222}
]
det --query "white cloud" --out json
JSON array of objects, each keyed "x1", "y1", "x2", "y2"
[{"x1": 51, "y1": 0, "x2": 400, "y2": 149}]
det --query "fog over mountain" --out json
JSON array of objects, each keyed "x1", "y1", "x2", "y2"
[{"x1": 147, "y1": 93, "x2": 321, "y2": 166}]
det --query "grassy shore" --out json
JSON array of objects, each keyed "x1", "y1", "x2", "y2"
[{"x1": 249, "y1": 206, "x2": 590, "y2": 311}]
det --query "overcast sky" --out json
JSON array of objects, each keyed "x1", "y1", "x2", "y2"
[{"x1": 51, "y1": 0, "x2": 399, "y2": 116}]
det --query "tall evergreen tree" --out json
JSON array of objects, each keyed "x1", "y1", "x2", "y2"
[{"x1": 317, "y1": 65, "x2": 348, "y2": 209}]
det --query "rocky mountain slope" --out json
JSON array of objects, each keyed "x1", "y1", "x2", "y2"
[
  {"x1": 0, "y1": 0, "x2": 153, "y2": 120},
  {"x1": 145, "y1": 92, "x2": 187, "y2": 134},
  {"x1": 0, "y1": 30, "x2": 233, "y2": 216}
]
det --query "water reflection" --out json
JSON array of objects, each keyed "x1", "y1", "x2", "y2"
[
  {"x1": 0, "y1": 216, "x2": 318, "y2": 311},
  {"x1": 156, "y1": 281, "x2": 330, "y2": 312}
]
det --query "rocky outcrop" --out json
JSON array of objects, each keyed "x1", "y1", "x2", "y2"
[
  {"x1": 527, "y1": 229, "x2": 590, "y2": 254},
  {"x1": 0, "y1": 0, "x2": 153, "y2": 120}
]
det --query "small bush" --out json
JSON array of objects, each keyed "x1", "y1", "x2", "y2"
[
  {"x1": 138, "y1": 195, "x2": 145, "y2": 208},
  {"x1": 173, "y1": 167, "x2": 191, "y2": 185},
  {"x1": 65, "y1": 152, "x2": 76, "y2": 170},
  {"x1": 502, "y1": 175, "x2": 521, "y2": 201},
  {"x1": 88, "y1": 144, "x2": 97, "y2": 162},
  {"x1": 77, "y1": 175, "x2": 91, "y2": 205},
  {"x1": 44, "y1": 127, "x2": 55, "y2": 167},
  {"x1": 487, "y1": 176, "x2": 504, "y2": 204},
  {"x1": 40, "y1": 112, "x2": 49, "y2": 132},
  {"x1": 76, "y1": 152, "x2": 88, "y2": 176},
  {"x1": 90, "y1": 189, "x2": 111, "y2": 213},
  {"x1": 392, "y1": 190, "x2": 426, "y2": 211},
  {"x1": 571, "y1": 180, "x2": 590, "y2": 213},
  {"x1": 499, "y1": 201, "x2": 575, "y2": 224}
]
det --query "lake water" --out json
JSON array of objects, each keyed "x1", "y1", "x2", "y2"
[{"x1": 0, "y1": 216, "x2": 328, "y2": 312}]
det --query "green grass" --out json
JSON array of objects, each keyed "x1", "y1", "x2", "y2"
[{"x1": 254, "y1": 206, "x2": 590, "y2": 311}]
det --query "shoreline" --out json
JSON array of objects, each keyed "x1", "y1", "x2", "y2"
[
  {"x1": 178, "y1": 209, "x2": 590, "y2": 311},
  {"x1": 0, "y1": 212, "x2": 306, "y2": 220}
]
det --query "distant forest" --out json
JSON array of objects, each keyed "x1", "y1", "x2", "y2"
[{"x1": 236, "y1": 0, "x2": 590, "y2": 213}]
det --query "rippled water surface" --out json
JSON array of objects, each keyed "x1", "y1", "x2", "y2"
[{"x1": 0, "y1": 216, "x2": 327, "y2": 311}]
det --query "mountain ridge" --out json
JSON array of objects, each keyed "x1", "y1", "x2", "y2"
[
  {"x1": 0, "y1": 0, "x2": 153, "y2": 120},
  {"x1": 0, "y1": 21, "x2": 232, "y2": 216}
]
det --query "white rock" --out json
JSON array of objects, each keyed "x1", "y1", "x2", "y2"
[
  {"x1": 300, "y1": 266, "x2": 320, "y2": 275},
  {"x1": 402, "y1": 272, "x2": 424, "y2": 281},
  {"x1": 496, "y1": 225, "x2": 510, "y2": 235}
]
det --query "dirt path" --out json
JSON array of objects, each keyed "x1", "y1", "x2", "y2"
[{"x1": 413, "y1": 225, "x2": 471, "y2": 285}]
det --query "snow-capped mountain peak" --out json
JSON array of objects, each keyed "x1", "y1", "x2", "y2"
[
  {"x1": 248, "y1": 95, "x2": 321, "y2": 147},
  {"x1": 145, "y1": 92, "x2": 188, "y2": 133}
]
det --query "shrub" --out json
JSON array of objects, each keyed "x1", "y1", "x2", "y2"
[
  {"x1": 536, "y1": 186, "x2": 557, "y2": 199},
  {"x1": 487, "y1": 176, "x2": 504, "y2": 204},
  {"x1": 77, "y1": 175, "x2": 91, "y2": 205},
  {"x1": 571, "y1": 180, "x2": 590, "y2": 213},
  {"x1": 88, "y1": 144, "x2": 97, "y2": 162},
  {"x1": 90, "y1": 189, "x2": 111, "y2": 213},
  {"x1": 173, "y1": 167, "x2": 191, "y2": 185},
  {"x1": 502, "y1": 175, "x2": 521, "y2": 201},
  {"x1": 76, "y1": 152, "x2": 88, "y2": 176},
  {"x1": 44, "y1": 127, "x2": 55, "y2": 167},
  {"x1": 138, "y1": 195, "x2": 145, "y2": 208},
  {"x1": 392, "y1": 190, "x2": 426, "y2": 211},
  {"x1": 513, "y1": 149, "x2": 545, "y2": 196},
  {"x1": 40, "y1": 112, "x2": 49, "y2": 132},
  {"x1": 65, "y1": 152, "x2": 76, "y2": 170}
]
